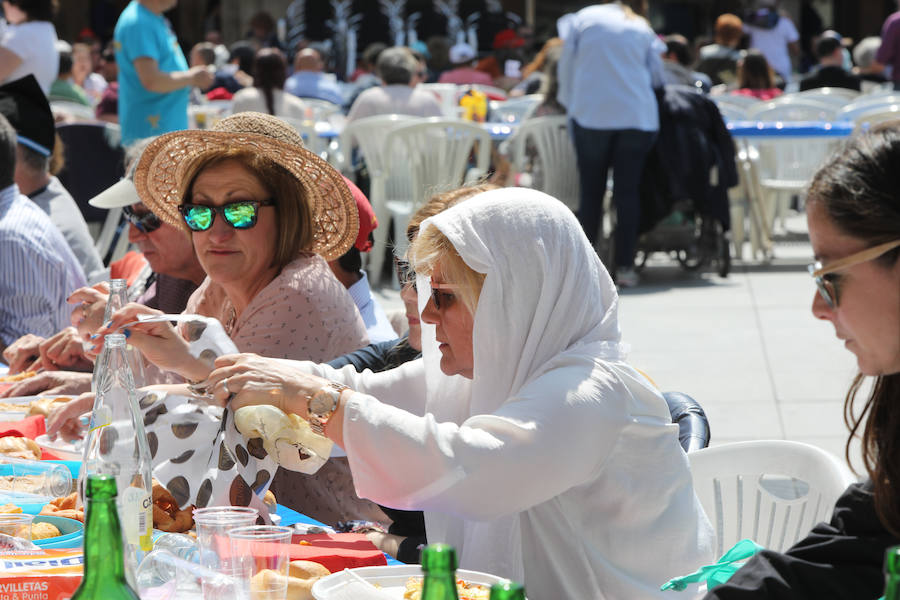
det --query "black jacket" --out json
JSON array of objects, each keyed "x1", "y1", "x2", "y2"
[
  {"x1": 799, "y1": 66, "x2": 862, "y2": 92},
  {"x1": 639, "y1": 85, "x2": 738, "y2": 234},
  {"x1": 704, "y1": 482, "x2": 898, "y2": 599}
]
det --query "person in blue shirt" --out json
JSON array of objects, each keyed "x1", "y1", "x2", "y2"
[
  {"x1": 113, "y1": 0, "x2": 214, "y2": 145},
  {"x1": 284, "y1": 48, "x2": 344, "y2": 106},
  {"x1": 558, "y1": 1, "x2": 664, "y2": 288}
]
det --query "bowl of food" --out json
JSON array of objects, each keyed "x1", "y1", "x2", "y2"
[
  {"x1": 312, "y1": 565, "x2": 504, "y2": 599},
  {"x1": 31, "y1": 514, "x2": 83, "y2": 548}
]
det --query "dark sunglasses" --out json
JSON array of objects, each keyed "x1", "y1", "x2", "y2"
[
  {"x1": 122, "y1": 205, "x2": 162, "y2": 234},
  {"x1": 178, "y1": 199, "x2": 273, "y2": 232},
  {"x1": 395, "y1": 258, "x2": 415, "y2": 288},
  {"x1": 808, "y1": 239, "x2": 900, "y2": 308},
  {"x1": 430, "y1": 283, "x2": 458, "y2": 310}
]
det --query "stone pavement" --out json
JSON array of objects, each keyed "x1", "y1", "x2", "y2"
[{"x1": 370, "y1": 212, "x2": 866, "y2": 475}]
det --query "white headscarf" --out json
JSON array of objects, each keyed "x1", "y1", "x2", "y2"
[{"x1": 416, "y1": 187, "x2": 627, "y2": 580}]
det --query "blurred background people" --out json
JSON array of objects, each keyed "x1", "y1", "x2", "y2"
[
  {"x1": 49, "y1": 41, "x2": 91, "y2": 106},
  {"x1": 71, "y1": 41, "x2": 106, "y2": 103},
  {"x1": 346, "y1": 46, "x2": 442, "y2": 122},
  {"x1": 799, "y1": 33, "x2": 861, "y2": 91},
  {"x1": 661, "y1": 33, "x2": 712, "y2": 92},
  {"x1": 731, "y1": 49, "x2": 782, "y2": 100},
  {"x1": 438, "y1": 42, "x2": 493, "y2": 85},
  {"x1": 744, "y1": 0, "x2": 799, "y2": 85},
  {"x1": 285, "y1": 47, "x2": 343, "y2": 105},
  {"x1": 0, "y1": 0, "x2": 58, "y2": 94},
  {"x1": 853, "y1": 37, "x2": 888, "y2": 92},
  {"x1": 696, "y1": 14, "x2": 744, "y2": 87},
  {"x1": 231, "y1": 47, "x2": 306, "y2": 119}
]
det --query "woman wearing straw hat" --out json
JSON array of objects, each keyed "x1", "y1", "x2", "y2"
[{"x1": 51, "y1": 112, "x2": 381, "y2": 523}]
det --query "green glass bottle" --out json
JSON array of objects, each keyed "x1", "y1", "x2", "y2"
[
  {"x1": 421, "y1": 543, "x2": 460, "y2": 600},
  {"x1": 489, "y1": 580, "x2": 526, "y2": 600},
  {"x1": 884, "y1": 545, "x2": 900, "y2": 600},
  {"x1": 71, "y1": 474, "x2": 140, "y2": 600}
]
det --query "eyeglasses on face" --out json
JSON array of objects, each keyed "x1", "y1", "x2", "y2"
[
  {"x1": 122, "y1": 205, "x2": 162, "y2": 233},
  {"x1": 178, "y1": 199, "x2": 273, "y2": 232},
  {"x1": 430, "y1": 283, "x2": 458, "y2": 310},
  {"x1": 808, "y1": 238, "x2": 900, "y2": 308}
]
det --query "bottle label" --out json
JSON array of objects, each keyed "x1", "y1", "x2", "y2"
[{"x1": 121, "y1": 487, "x2": 153, "y2": 551}]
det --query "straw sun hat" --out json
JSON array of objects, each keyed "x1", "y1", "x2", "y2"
[{"x1": 133, "y1": 111, "x2": 358, "y2": 262}]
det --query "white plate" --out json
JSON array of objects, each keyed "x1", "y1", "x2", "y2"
[
  {"x1": 34, "y1": 434, "x2": 83, "y2": 461},
  {"x1": 312, "y1": 565, "x2": 503, "y2": 599}
]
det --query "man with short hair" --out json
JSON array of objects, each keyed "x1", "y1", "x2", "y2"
[
  {"x1": 1, "y1": 75, "x2": 105, "y2": 283},
  {"x1": 0, "y1": 111, "x2": 86, "y2": 355},
  {"x1": 284, "y1": 48, "x2": 344, "y2": 105},
  {"x1": 660, "y1": 34, "x2": 712, "y2": 92},
  {"x1": 799, "y1": 33, "x2": 861, "y2": 91},
  {"x1": 346, "y1": 46, "x2": 443, "y2": 122},
  {"x1": 114, "y1": 0, "x2": 214, "y2": 144}
]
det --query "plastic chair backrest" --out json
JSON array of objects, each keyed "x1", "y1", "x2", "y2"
[
  {"x1": 713, "y1": 94, "x2": 763, "y2": 110},
  {"x1": 507, "y1": 115, "x2": 580, "y2": 211},
  {"x1": 838, "y1": 96, "x2": 900, "y2": 122},
  {"x1": 297, "y1": 98, "x2": 342, "y2": 121},
  {"x1": 279, "y1": 116, "x2": 329, "y2": 160},
  {"x1": 50, "y1": 101, "x2": 97, "y2": 122},
  {"x1": 688, "y1": 440, "x2": 857, "y2": 556},
  {"x1": 747, "y1": 99, "x2": 837, "y2": 121},
  {"x1": 714, "y1": 102, "x2": 747, "y2": 122},
  {"x1": 852, "y1": 104, "x2": 900, "y2": 131},
  {"x1": 382, "y1": 119, "x2": 491, "y2": 261},
  {"x1": 795, "y1": 86, "x2": 859, "y2": 102},
  {"x1": 782, "y1": 90, "x2": 853, "y2": 109},
  {"x1": 488, "y1": 94, "x2": 543, "y2": 124},
  {"x1": 417, "y1": 83, "x2": 460, "y2": 118}
]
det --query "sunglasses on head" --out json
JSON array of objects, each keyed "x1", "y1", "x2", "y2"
[
  {"x1": 178, "y1": 199, "x2": 273, "y2": 232},
  {"x1": 394, "y1": 257, "x2": 415, "y2": 288},
  {"x1": 122, "y1": 205, "x2": 162, "y2": 233},
  {"x1": 808, "y1": 238, "x2": 900, "y2": 309}
]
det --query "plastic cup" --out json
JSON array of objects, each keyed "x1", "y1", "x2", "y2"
[
  {"x1": 136, "y1": 548, "x2": 238, "y2": 600},
  {"x1": 0, "y1": 456, "x2": 73, "y2": 502},
  {"x1": 192, "y1": 507, "x2": 259, "y2": 573},
  {"x1": 0, "y1": 513, "x2": 34, "y2": 541},
  {"x1": 227, "y1": 525, "x2": 292, "y2": 600}
]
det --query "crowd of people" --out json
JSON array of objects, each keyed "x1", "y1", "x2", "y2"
[{"x1": 1, "y1": 0, "x2": 900, "y2": 598}]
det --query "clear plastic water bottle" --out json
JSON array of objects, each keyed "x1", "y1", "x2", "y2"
[
  {"x1": 94, "y1": 279, "x2": 146, "y2": 390},
  {"x1": 82, "y1": 333, "x2": 154, "y2": 588}
]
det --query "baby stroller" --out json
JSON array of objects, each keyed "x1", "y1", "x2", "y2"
[{"x1": 631, "y1": 85, "x2": 738, "y2": 277}]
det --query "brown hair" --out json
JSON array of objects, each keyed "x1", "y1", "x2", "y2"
[
  {"x1": 520, "y1": 38, "x2": 563, "y2": 80},
  {"x1": 408, "y1": 184, "x2": 499, "y2": 315},
  {"x1": 715, "y1": 14, "x2": 744, "y2": 47},
  {"x1": 253, "y1": 47, "x2": 288, "y2": 115},
  {"x1": 737, "y1": 49, "x2": 776, "y2": 90},
  {"x1": 806, "y1": 124, "x2": 900, "y2": 536},
  {"x1": 180, "y1": 149, "x2": 314, "y2": 271}
]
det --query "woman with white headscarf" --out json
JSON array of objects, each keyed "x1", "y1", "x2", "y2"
[{"x1": 206, "y1": 187, "x2": 714, "y2": 598}]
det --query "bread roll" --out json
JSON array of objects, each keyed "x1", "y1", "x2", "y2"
[{"x1": 0, "y1": 436, "x2": 41, "y2": 460}]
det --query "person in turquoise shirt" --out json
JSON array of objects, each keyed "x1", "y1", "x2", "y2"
[{"x1": 113, "y1": 0, "x2": 213, "y2": 145}]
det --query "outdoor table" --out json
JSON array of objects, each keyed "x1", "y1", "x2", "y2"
[{"x1": 725, "y1": 120, "x2": 854, "y2": 260}]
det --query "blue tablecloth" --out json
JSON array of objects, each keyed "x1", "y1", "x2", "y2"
[{"x1": 727, "y1": 120, "x2": 854, "y2": 138}]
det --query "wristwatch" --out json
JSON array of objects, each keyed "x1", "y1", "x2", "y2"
[{"x1": 306, "y1": 381, "x2": 349, "y2": 436}]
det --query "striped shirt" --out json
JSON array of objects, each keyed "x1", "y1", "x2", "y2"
[{"x1": 0, "y1": 184, "x2": 87, "y2": 345}]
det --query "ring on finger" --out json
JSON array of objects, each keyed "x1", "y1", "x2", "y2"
[{"x1": 223, "y1": 378, "x2": 235, "y2": 402}]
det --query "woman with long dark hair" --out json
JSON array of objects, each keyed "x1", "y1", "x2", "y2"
[
  {"x1": 705, "y1": 125, "x2": 900, "y2": 599},
  {"x1": 232, "y1": 47, "x2": 306, "y2": 119},
  {"x1": 731, "y1": 49, "x2": 782, "y2": 101}
]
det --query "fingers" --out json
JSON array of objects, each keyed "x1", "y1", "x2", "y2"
[
  {"x1": 66, "y1": 284, "x2": 107, "y2": 305},
  {"x1": 46, "y1": 394, "x2": 92, "y2": 438},
  {"x1": 37, "y1": 329, "x2": 83, "y2": 371},
  {"x1": 0, "y1": 373, "x2": 52, "y2": 398},
  {"x1": 3, "y1": 334, "x2": 44, "y2": 374}
]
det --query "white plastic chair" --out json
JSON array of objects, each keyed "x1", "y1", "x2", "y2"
[
  {"x1": 712, "y1": 94, "x2": 763, "y2": 112},
  {"x1": 852, "y1": 104, "x2": 900, "y2": 132},
  {"x1": 714, "y1": 103, "x2": 747, "y2": 122},
  {"x1": 50, "y1": 100, "x2": 97, "y2": 122},
  {"x1": 279, "y1": 116, "x2": 330, "y2": 161},
  {"x1": 794, "y1": 86, "x2": 859, "y2": 105},
  {"x1": 747, "y1": 99, "x2": 837, "y2": 122},
  {"x1": 838, "y1": 96, "x2": 900, "y2": 123},
  {"x1": 417, "y1": 83, "x2": 460, "y2": 118},
  {"x1": 339, "y1": 114, "x2": 424, "y2": 281},
  {"x1": 488, "y1": 94, "x2": 543, "y2": 124},
  {"x1": 689, "y1": 440, "x2": 857, "y2": 556},
  {"x1": 294, "y1": 98, "x2": 342, "y2": 121},
  {"x1": 507, "y1": 115, "x2": 579, "y2": 212},
  {"x1": 381, "y1": 119, "x2": 492, "y2": 271}
]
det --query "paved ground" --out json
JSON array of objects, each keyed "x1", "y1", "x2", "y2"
[{"x1": 371, "y1": 211, "x2": 866, "y2": 475}]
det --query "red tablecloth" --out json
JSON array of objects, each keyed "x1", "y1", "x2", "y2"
[{"x1": 289, "y1": 533, "x2": 387, "y2": 572}]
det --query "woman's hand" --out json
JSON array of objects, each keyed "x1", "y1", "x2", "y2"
[
  {"x1": 34, "y1": 328, "x2": 93, "y2": 373},
  {"x1": 68, "y1": 284, "x2": 109, "y2": 338},
  {"x1": 93, "y1": 304, "x2": 209, "y2": 382},
  {"x1": 46, "y1": 393, "x2": 94, "y2": 442},
  {"x1": 2, "y1": 334, "x2": 45, "y2": 374},
  {"x1": 206, "y1": 353, "x2": 328, "y2": 415},
  {"x1": 0, "y1": 371, "x2": 92, "y2": 399}
]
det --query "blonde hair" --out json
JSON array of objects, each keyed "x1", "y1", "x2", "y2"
[{"x1": 408, "y1": 184, "x2": 498, "y2": 316}]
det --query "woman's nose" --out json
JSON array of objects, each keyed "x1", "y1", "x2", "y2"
[
  {"x1": 207, "y1": 213, "x2": 233, "y2": 241},
  {"x1": 811, "y1": 289, "x2": 833, "y2": 321},
  {"x1": 421, "y1": 295, "x2": 439, "y2": 325}
]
